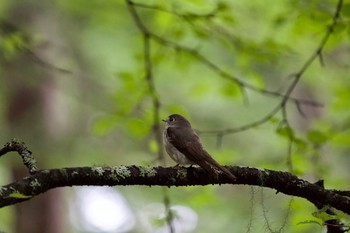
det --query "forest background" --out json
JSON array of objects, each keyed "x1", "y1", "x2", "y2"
[{"x1": 0, "y1": 0, "x2": 349, "y2": 232}]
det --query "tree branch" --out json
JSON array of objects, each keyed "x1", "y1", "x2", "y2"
[
  {"x1": 0, "y1": 138, "x2": 37, "y2": 174},
  {"x1": 0, "y1": 165, "x2": 349, "y2": 214}
]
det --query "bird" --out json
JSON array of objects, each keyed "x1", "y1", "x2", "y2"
[{"x1": 162, "y1": 114, "x2": 236, "y2": 182}]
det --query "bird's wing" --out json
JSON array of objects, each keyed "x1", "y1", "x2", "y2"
[
  {"x1": 166, "y1": 126, "x2": 203, "y2": 160},
  {"x1": 184, "y1": 140, "x2": 237, "y2": 182},
  {"x1": 166, "y1": 127, "x2": 236, "y2": 182}
]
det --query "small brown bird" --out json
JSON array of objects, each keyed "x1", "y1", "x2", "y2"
[{"x1": 163, "y1": 114, "x2": 236, "y2": 182}]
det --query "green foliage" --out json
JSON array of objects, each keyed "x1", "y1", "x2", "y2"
[
  {"x1": 307, "y1": 130, "x2": 329, "y2": 144},
  {"x1": 332, "y1": 132, "x2": 350, "y2": 147},
  {"x1": 276, "y1": 125, "x2": 294, "y2": 139},
  {"x1": 126, "y1": 117, "x2": 150, "y2": 137},
  {"x1": 220, "y1": 82, "x2": 240, "y2": 98},
  {"x1": 312, "y1": 206, "x2": 338, "y2": 221},
  {"x1": 92, "y1": 114, "x2": 121, "y2": 135}
]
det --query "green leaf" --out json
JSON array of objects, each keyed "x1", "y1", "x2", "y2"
[
  {"x1": 276, "y1": 126, "x2": 294, "y2": 138},
  {"x1": 246, "y1": 71, "x2": 265, "y2": 89},
  {"x1": 118, "y1": 71, "x2": 136, "y2": 89},
  {"x1": 221, "y1": 13, "x2": 235, "y2": 24},
  {"x1": 221, "y1": 82, "x2": 240, "y2": 98},
  {"x1": 269, "y1": 117, "x2": 280, "y2": 125},
  {"x1": 193, "y1": 27, "x2": 209, "y2": 39},
  {"x1": 217, "y1": 2, "x2": 229, "y2": 12},
  {"x1": 0, "y1": 32, "x2": 27, "y2": 58},
  {"x1": 312, "y1": 207, "x2": 337, "y2": 221},
  {"x1": 332, "y1": 22, "x2": 347, "y2": 35},
  {"x1": 332, "y1": 133, "x2": 350, "y2": 147},
  {"x1": 6, "y1": 192, "x2": 32, "y2": 199},
  {"x1": 307, "y1": 130, "x2": 328, "y2": 144}
]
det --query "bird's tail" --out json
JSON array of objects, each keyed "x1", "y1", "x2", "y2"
[{"x1": 198, "y1": 157, "x2": 236, "y2": 182}]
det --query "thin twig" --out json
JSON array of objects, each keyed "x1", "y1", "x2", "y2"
[
  {"x1": 198, "y1": 0, "x2": 343, "y2": 137},
  {"x1": 128, "y1": 2, "x2": 326, "y2": 108},
  {"x1": 125, "y1": 1, "x2": 173, "y2": 232}
]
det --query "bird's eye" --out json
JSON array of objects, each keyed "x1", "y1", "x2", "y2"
[{"x1": 169, "y1": 117, "x2": 175, "y2": 122}]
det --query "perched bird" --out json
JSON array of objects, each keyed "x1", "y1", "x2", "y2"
[{"x1": 163, "y1": 114, "x2": 236, "y2": 182}]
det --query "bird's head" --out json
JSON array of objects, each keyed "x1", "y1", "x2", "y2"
[{"x1": 162, "y1": 114, "x2": 191, "y2": 128}]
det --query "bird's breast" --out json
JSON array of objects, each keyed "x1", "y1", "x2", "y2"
[{"x1": 163, "y1": 129, "x2": 193, "y2": 165}]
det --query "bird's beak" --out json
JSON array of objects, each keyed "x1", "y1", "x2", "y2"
[{"x1": 162, "y1": 118, "x2": 168, "y2": 123}]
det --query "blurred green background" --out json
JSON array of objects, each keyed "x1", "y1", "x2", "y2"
[{"x1": 0, "y1": 0, "x2": 349, "y2": 232}]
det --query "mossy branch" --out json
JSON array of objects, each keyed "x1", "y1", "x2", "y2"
[{"x1": 0, "y1": 164, "x2": 348, "y2": 214}]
